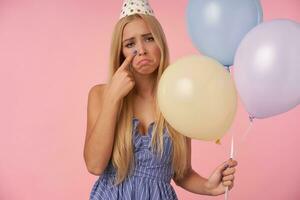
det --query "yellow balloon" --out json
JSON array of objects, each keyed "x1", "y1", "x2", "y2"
[{"x1": 158, "y1": 55, "x2": 237, "y2": 141}]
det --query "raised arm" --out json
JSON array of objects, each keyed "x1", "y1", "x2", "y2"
[
  {"x1": 83, "y1": 84, "x2": 122, "y2": 175},
  {"x1": 83, "y1": 52, "x2": 137, "y2": 175}
]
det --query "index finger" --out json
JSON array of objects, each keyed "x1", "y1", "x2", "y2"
[{"x1": 119, "y1": 50, "x2": 137, "y2": 70}]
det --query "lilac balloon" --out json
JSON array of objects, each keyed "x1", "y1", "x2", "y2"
[{"x1": 234, "y1": 19, "x2": 300, "y2": 119}]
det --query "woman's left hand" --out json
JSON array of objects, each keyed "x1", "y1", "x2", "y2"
[{"x1": 205, "y1": 159, "x2": 238, "y2": 196}]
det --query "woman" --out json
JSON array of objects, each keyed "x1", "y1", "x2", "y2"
[{"x1": 84, "y1": 1, "x2": 237, "y2": 199}]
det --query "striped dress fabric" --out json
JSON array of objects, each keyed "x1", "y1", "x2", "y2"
[{"x1": 89, "y1": 117, "x2": 178, "y2": 200}]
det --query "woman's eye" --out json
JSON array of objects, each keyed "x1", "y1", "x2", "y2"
[
  {"x1": 146, "y1": 37, "x2": 154, "y2": 42},
  {"x1": 125, "y1": 42, "x2": 134, "y2": 48}
]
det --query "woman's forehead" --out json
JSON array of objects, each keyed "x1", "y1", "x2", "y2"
[{"x1": 122, "y1": 18, "x2": 151, "y2": 40}]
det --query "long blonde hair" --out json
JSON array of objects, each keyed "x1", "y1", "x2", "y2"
[{"x1": 108, "y1": 14, "x2": 188, "y2": 185}]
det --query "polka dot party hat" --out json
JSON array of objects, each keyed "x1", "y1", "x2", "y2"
[{"x1": 119, "y1": 0, "x2": 155, "y2": 19}]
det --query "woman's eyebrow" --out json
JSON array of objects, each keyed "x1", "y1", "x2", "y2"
[{"x1": 122, "y1": 33, "x2": 152, "y2": 43}]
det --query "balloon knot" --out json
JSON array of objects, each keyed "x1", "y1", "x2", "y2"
[{"x1": 215, "y1": 139, "x2": 221, "y2": 145}]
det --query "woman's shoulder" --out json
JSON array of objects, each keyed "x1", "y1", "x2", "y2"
[
  {"x1": 89, "y1": 83, "x2": 107, "y2": 93},
  {"x1": 88, "y1": 84, "x2": 107, "y2": 99},
  {"x1": 85, "y1": 83, "x2": 109, "y2": 156},
  {"x1": 86, "y1": 84, "x2": 109, "y2": 111}
]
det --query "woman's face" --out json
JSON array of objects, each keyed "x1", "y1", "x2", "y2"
[{"x1": 122, "y1": 18, "x2": 161, "y2": 74}]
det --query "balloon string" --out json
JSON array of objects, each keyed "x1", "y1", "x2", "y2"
[
  {"x1": 224, "y1": 117, "x2": 254, "y2": 200},
  {"x1": 241, "y1": 118, "x2": 254, "y2": 143}
]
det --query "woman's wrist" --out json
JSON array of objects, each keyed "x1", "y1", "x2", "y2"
[
  {"x1": 104, "y1": 88, "x2": 121, "y2": 105},
  {"x1": 204, "y1": 180, "x2": 217, "y2": 196}
]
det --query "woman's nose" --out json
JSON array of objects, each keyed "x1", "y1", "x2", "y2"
[
  {"x1": 138, "y1": 50, "x2": 147, "y2": 56},
  {"x1": 136, "y1": 43, "x2": 147, "y2": 56}
]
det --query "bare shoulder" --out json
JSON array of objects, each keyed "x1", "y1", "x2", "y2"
[
  {"x1": 88, "y1": 84, "x2": 107, "y2": 100},
  {"x1": 85, "y1": 84, "x2": 107, "y2": 140},
  {"x1": 87, "y1": 83, "x2": 108, "y2": 115}
]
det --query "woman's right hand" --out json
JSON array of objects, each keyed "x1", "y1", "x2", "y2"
[{"x1": 106, "y1": 51, "x2": 137, "y2": 101}]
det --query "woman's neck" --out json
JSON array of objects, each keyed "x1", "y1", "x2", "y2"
[{"x1": 133, "y1": 73, "x2": 156, "y2": 99}]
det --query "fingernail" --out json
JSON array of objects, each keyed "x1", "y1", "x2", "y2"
[
  {"x1": 224, "y1": 164, "x2": 229, "y2": 168},
  {"x1": 132, "y1": 49, "x2": 137, "y2": 55}
]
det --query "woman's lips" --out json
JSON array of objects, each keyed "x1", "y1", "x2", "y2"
[
  {"x1": 137, "y1": 59, "x2": 151, "y2": 65},
  {"x1": 139, "y1": 60, "x2": 151, "y2": 65}
]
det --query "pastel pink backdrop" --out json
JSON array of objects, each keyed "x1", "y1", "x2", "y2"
[{"x1": 1, "y1": 0, "x2": 300, "y2": 199}]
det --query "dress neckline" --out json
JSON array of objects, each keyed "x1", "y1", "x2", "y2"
[{"x1": 133, "y1": 116, "x2": 156, "y2": 137}]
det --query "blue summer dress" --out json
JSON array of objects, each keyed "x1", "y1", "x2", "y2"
[{"x1": 89, "y1": 117, "x2": 178, "y2": 200}]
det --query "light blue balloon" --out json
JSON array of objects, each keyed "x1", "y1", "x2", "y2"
[{"x1": 186, "y1": 0, "x2": 263, "y2": 66}]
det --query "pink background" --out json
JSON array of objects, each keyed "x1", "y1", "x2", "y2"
[{"x1": 1, "y1": 0, "x2": 300, "y2": 199}]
